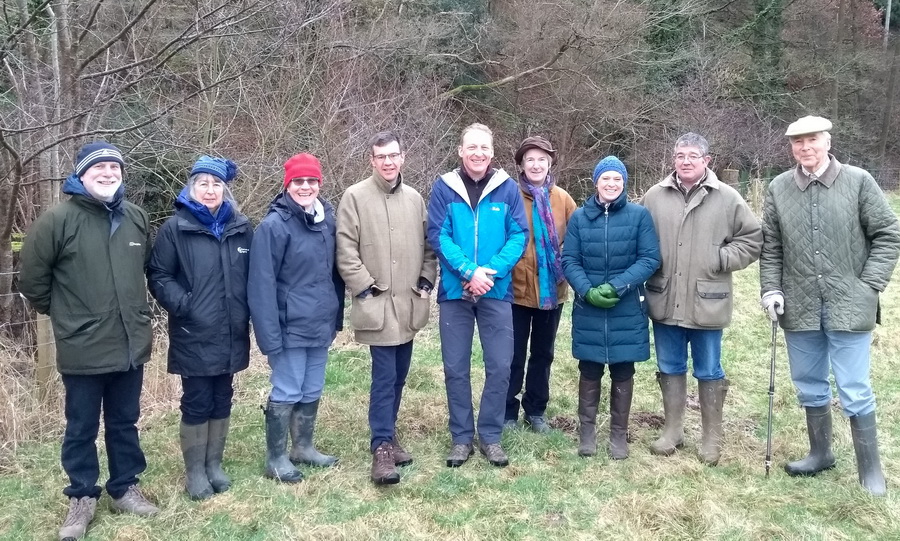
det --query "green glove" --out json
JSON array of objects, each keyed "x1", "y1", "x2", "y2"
[
  {"x1": 597, "y1": 283, "x2": 618, "y2": 299},
  {"x1": 585, "y1": 286, "x2": 620, "y2": 309}
]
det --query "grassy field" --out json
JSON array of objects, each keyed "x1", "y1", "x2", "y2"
[{"x1": 1, "y1": 197, "x2": 899, "y2": 540}]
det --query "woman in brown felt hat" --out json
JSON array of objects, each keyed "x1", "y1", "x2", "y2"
[{"x1": 504, "y1": 136, "x2": 577, "y2": 433}]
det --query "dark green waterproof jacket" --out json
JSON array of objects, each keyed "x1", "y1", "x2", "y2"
[{"x1": 19, "y1": 178, "x2": 153, "y2": 375}]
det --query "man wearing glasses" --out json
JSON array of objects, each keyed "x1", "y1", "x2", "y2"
[
  {"x1": 336, "y1": 131, "x2": 437, "y2": 485},
  {"x1": 642, "y1": 132, "x2": 762, "y2": 466}
]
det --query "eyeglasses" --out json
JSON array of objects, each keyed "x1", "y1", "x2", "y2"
[
  {"x1": 289, "y1": 178, "x2": 319, "y2": 187},
  {"x1": 372, "y1": 153, "x2": 402, "y2": 163},
  {"x1": 673, "y1": 154, "x2": 706, "y2": 163}
]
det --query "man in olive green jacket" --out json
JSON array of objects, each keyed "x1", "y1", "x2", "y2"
[
  {"x1": 19, "y1": 142, "x2": 158, "y2": 540},
  {"x1": 336, "y1": 131, "x2": 438, "y2": 485},
  {"x1": 642, "y1": 132, "x2": 762, "y2": 466},
  {"x1": 760, "y1": 115, "x2": 900, "y2": 496}
]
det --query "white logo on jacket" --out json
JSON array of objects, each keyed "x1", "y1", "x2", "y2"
[
  {"x1": 129, "y1": 242, "x2": 142, "y2": 246},
  {"x1": 237, "y1": 247, "x2": 249, "y2": 254}
]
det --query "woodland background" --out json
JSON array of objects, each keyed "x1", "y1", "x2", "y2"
[{"x1": 1, "y1": 0, "x2": 899, "y2": 341}]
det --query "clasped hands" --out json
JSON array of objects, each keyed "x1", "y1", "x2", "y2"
[
  {"x1": 464, "y1": 266, "x2": 497, "y2": 296},
  {"x1": 585, "y1": 283, "x2": 619, "y2": 309}
]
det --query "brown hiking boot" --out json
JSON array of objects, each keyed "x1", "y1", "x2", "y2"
[
  {"x1": 445, "y1": 443, "x2": 474, "y2": 467},
  {"x1": 392, "y1": 436, "x2": 413, "y2": 467},
  {"x1": 110, "y1": 485, "x2": 159, "y2": 516},
  {"x1": 58, "y1": 496, "x2": 97, "y2": 541},
  {"x1": 479, "y1": 441, "x2": 509, "y2": 467},
  {"x1": 371, "y1": 442, "x2": 401, "y2": 485}
]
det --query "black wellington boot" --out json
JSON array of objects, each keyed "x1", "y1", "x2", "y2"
[
  {"x1": 784, "y1": 405, "x2": 836, "y2": 476},
  {"x1": 850, "y1": 412, "x2": 886, "y2": 496},
  {"x1": 289, "y1": 399, "x2": 338, "y2": 467},
  {"x1": 264, "y1": 401, "x2": 303, "y2": 483}
]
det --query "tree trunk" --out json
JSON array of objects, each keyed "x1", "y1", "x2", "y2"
[
  {"x1": 877, "y1": 36, "x2": 899, "y2": 168},
  {"x1": 832, "y1": 0, "x2": 846, "y2": 121}
]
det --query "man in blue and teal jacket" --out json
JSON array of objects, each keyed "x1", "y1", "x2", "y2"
[{"x1": 427, "y1": 123, "x2": 529, "y2": 468}]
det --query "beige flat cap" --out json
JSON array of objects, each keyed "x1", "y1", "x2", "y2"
[{"x1": 785, "y1": 115, "x2": 833, "y2": 137}]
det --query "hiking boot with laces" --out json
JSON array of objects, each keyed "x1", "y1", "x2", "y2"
[
  {"x1": 479, "y1": 441, "x2": 510, "y2": 467},
  {"x1": 371, "y1": 442, "x2": 400, "y2": 485},
  {"x1": 58, "y1": 496, "x2": 97, "y2": 541},
  {"x1": 525, "y1": 415, "x2": 550, "y2": 434},
  {"x1": 110, "y1": 485, "x2": 159, "y2": 516},
  {"x1": 392, "y1": 437, "x2": 413, "y2": 467},
  {"x1": 445, "y1": 443, "x2": 474, "y2": 467}
]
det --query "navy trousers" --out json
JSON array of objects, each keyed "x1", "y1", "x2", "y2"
[
  {"x1": 180, "y1": 373, "x2": 235, "y2": 425},
  {"x1": 369, "y1": 341, "x2": 413, "y2": 452},
  {"x1": 439, "y1": 298, "x2": 514, "y2": 445},
  {"x1": 60, "y1": 365, "x2": 147, "y2": 500},
  {"x1": 506, "y1": 303, "x2": 564, "y2": 420}
]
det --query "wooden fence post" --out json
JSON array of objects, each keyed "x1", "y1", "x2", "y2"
[
  {"x1": 721, "y1": 168, "x2": 739, "y2": 186},
  {"x1": 35, "y1": 315, "x2": 55, "y2": 401}
]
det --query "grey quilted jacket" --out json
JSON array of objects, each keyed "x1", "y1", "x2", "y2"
[{"x1": 760, "y1": 156, "x2": 900, "y2": 331}]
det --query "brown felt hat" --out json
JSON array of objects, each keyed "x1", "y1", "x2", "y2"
[{"x1": 514, "y1": 136, "x2": 557, "y2": 165}]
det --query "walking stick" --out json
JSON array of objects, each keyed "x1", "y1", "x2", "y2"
[{"x1": 765, "y1": 319, "x2": 777, "y2": 478}]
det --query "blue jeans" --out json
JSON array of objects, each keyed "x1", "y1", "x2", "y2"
[
  {"x1": 784, "y1": 329, "x2": 874, "y2": 416},
  {"x1": 267, "y1": 346, "x2": 328, "y2": 403},
  {"x1": 60, "y1": 366, "x2": 147, "y2": 500},
  {"x1": 652, "y1": 322, "x2": 725, "y2": 380},
  {"x1": 369, "y1": 342, "x2": 413, "y2": 452},
  {"x1": 180, "y1": 374, "x2": 234, "y2": 425},
  {"x1": 440, "y1": 299, "x2": 514, "y2": 445}
]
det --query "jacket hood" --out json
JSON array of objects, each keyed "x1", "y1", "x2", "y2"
[{"x1": 62, "y1": 172, "x2": 125, "y2": 203}]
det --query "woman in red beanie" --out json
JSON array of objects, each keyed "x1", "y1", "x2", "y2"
[{"x1": 247, "y1": 153, "x2": 345, "y2": 483}]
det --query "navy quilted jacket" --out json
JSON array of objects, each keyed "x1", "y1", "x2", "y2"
[{"x1": 562, "y1": 193, "x2": 660, "y2": 363}]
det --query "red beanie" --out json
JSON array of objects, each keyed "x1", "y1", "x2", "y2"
[{"x1": 283, "y1": 153, "x2": 322, "y2": 187}]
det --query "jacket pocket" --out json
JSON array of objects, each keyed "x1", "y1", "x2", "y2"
[
  {"x1": 693, "y1": 279, "x2": 732, "y2": 327},
  {"x1": 850, "y1": 279, "x2": 878, "y2": 331},
  {"x1": 410, "y1": 287, "x2": 430, "y2": 331},
  {"x1": 53, "y1": 313, "x2": 103, "y2": 341},
  {"x1": 645, "y1": 274, "x2": 669, "y2": 321},
  {"x1": 350, "y1": 293, "x2": 386, "y2": 331}
]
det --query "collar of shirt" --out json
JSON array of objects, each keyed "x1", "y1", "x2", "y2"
[
  {"x1": 801, "y1": 159, "x2": 830, "y2": 180},
  {"x1": 675, "y1": 169, "x2": 708, "y2": 195}
]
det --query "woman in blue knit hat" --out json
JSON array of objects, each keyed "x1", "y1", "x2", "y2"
[
  {"x1": 148, "y1": 155, "x2": 253, "y2": 500},
  {"x1": 561, "y1": 156, "x2": 660, "y2": 459}
]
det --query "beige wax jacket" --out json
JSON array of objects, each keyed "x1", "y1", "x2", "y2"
[
  {"x1": 336, "y1": 174, "x2": 438, "y2": 345},
  {"x1": 641, "y1": 169, "x2": 762, "y2": 329}
]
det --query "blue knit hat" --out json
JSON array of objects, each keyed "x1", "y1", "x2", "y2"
[
  {"x1": 592, "y1": 155, "x2": 628, "y2": 185},
  {"x1": 190, "y1": 155, "x2": 238, "y2": 183},
  {"x1": 74, "y1": 141, "x2": 124, "y2": 177}
]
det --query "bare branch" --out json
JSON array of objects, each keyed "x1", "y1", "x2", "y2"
[
  {"x1": 438, "y1": 34, "x2": 576, "y2": 100},
  {"x1": 77, "y1": 0, "x2": 161, "y2": 73},
  {"x1": 77, "y1": 0, "x2": 107, "y2": 45}
]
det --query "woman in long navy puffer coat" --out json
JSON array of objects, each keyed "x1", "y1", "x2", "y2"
[{"x1": 562, "y1": 156, "x2": 660, "y2": 460}]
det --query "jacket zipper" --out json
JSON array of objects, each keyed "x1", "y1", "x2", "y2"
[{"x1": 604, "y1": 202, "x2": 610, "y2": 364}]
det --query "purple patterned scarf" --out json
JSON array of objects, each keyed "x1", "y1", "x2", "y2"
[{"x1": 519, "y1": 173, "x2": 565, "y2": 309}]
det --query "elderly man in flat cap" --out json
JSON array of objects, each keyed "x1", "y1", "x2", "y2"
[{"x1": 759, "y1": 115, "x2": 900, "y2": 496}]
